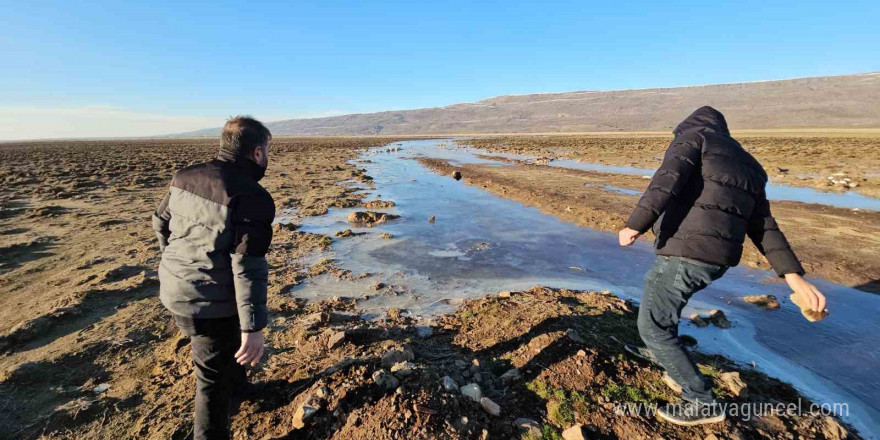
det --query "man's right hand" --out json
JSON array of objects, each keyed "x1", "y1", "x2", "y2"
[
  {"x1": 618, "y1": 227, "x2": 641, "y2": 246},
  {"x1": 785, "y1": 273, "x2": 827, "y2": 313},
  {"x1": 235, "y1": 330, "x2": 265, "y2": 366}
]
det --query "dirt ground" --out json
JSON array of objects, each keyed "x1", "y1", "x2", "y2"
[
  {"x1": 461, "y1": 135, "x2": 880, "y2": 198},
  {"x1": 0, "y1": 138, "x2": 863, "y2": 439}
]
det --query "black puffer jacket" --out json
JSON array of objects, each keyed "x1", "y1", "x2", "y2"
[
  {"x1": 152, "y1": 155, "x2": 275, "y2": 332},
  {"x1": 626, "y1": 106, "x2": 804, "y2": 276}
]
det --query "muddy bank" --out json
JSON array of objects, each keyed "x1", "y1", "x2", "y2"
[
  {"x1": 419, "y1": 158, "x2": 880, "y2": 293},
  {"x1": 0, "y1": 137, "x2": 410, "y2": 438},
  {"x1": 459, "y1": 136, "x2": 880, "y2": 199}
]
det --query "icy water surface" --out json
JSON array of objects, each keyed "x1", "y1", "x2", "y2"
[
  {"x1": 468, "y1": 146, "x2": 880, "y2": 211},
  {"x1": 291, "y1": 139, "x2": 880, "y2": 437}
]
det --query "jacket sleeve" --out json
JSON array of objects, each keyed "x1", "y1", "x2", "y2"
[
  {"x1": 626, "y1": 138, "x2": 702, "y2": 233},
  {"x1": 230, "y1": 193, "x2": 275, "y2": 333},
  {"x1": 746, "y1": 190, "x2": 805, "y2": 277},
  {"x1": 151, "y1": 191, "x2": 172, "y2": 252}
]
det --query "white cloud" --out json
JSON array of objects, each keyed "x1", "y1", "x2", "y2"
[{"x1": 0, "y1": 106, "x2": 218, "y2": 140}]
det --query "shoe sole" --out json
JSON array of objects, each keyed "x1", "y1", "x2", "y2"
[{"x1": 656, "y1": 411, "x2": 726, "y2": 426}]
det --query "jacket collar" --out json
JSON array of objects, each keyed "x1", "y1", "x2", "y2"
[
  {"x1": 673, "y1": 106, "x2": 730, "y2": 136},
  {"x1": 215, "y1": 153, "x2": 266, "y2": 181}
]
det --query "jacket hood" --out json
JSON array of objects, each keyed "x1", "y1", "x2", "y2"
[
  {"x1": 673, "y1": 106, "x2": 730, "y2": 136},
  {"x1": 216, "y1": 154, "x2": 267, "y2": 181}
]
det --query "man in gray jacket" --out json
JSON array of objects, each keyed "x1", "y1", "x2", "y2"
[{"x1": 153, "y1": 116, "x2": 275, "y2": 440}]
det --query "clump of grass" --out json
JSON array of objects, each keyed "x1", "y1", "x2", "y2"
[
  {"x1": 527, "y1": 380, "x2": 589, "y2": 427},
  {"x1": 600, "y1": 380, "x2": 660, "y2": 406}
]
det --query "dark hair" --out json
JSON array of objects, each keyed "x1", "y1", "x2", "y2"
[{"x1": 220, "y1": 115, "x2": 271, "y2": 158}]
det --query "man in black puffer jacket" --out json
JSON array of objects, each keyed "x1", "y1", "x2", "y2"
[
  {"x1": 153, "y1": 116, "x2": 275, "y2": 440},
  {"x1": 619, "y1": 106, "x2": 827, "y2": 426}
]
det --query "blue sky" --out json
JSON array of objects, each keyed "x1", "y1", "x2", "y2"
[{"x1": 1, "y1": 0, "x2": 878, "y2": 139}]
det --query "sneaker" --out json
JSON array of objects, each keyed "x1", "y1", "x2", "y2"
[
  {"x1": 624, "y1": 343, "x2": 661, "y2": 366},
  {"x1": 657, "y1": 400, "x2": 726, "y2": 426}
]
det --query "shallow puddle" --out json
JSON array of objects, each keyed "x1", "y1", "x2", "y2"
[
  {"x1": 467, "y1": 145, "x2": 880, "y2": 211},
  {"x1": 291, "y1": 139, "x2": 880, "y2": 436}
]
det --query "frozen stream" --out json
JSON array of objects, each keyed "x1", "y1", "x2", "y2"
[{"x1": 289, "y1": 139, "x2": 879, "y2": 437}]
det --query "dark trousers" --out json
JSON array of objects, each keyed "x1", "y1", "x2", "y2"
[
  {"x1": 637, "y1": 256, "x2": 727, "y2": 403},
  {"x1": 174, "y1": 315, "x2": 244, "y2": 440}
]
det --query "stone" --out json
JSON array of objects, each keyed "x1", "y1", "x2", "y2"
[
  {"x1": 292, "y1": 395, "x2": 321, "y2": 429},
  {"x1": 790, "y1": 293, "x2": 828, "y2": 322},
  {"x1": 566, "y1": 328, "x2": 585, "y2": 343},
  {"x1": 662, "y1": 372, "x2": 682, "y2": 394},
  {"x1": 381, "y1": 345, "x2": 415, "y2": 367},
  {"x1": 821, "y1": 416, "x2": 848, "y2": 440},
  {"x1": 498, "y1": 291, "x2": 512, "y2": 298},
  {"x1": 452, "y1": 171, "x2": 462, "y2": 180},
  {"x1": 562, "y1": 424, "x2": 589, "y2": 440},
  {"x1": 719, "y1": 371, "x2": 748, "y2": 399},
  {"x1": 454, "y1": 359, "x2": 468, "y2": 369},
  {"x1": 515, "y1": 418, "x2": 542, "y2": 438},
  {"x1": 428, "y1": 215, "x2": 436, "y2": 223},
  {"x1": 743, "y1": 295, "x2": 780, "y2": 309},
  {"x1": 390, "y1": 361, "x2": 416, "y2": 377},
  {"x1": 460, "y1": 383, "x2": 482, "y2": 402},
  {"x1": 708, "y1": 309, "x2": 731, "y2": 329},
  {"x1": 441, "y1": 376, "x2": 459, "y2": 392},
  {"x1": 92, "y1": 383, "x2": 110, "y2": 394},
  {"x1": 689, "y1": 313, "x2": 709, "y2": 327},
  {"x1": 576, "y1": 350, "x2": 587, "y2": 357},
  {"x1": 480, "y1": 396, "x2": 500, "y2": 416},
  {"x1": 347, "y1": 211, "x2": 399, "y2": 227},
  {"x1": 499, "y1": 368, "x2": 521, "y2": 383},
  {"x1": 327, "y1": 331, "x2": 346, "y2": 349},
  {"x1": 414, "y1": 325, "x2": 433, "y2": 338},
  {"x1": 678, "y1": 334, "x2": 698, "y2": 348},
  {"x1": 372, "y1": 370, "x2": 400, "y2": 390}
]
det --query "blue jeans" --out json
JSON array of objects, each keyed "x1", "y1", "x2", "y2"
[{"x1": 637, "y1": 256, "x2": 727, "y2": 403}]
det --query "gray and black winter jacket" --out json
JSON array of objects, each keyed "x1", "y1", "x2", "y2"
[
  {"x1": 152, "y1": 155, "x2": 274, "y2": 332},
  {"x1": 626, "y1": 106, "x2": 804, "y2": 276}
]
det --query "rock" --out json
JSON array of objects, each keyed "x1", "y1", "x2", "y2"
[
  {"x1": 515, "y1": 418, "x2": 542, "y2": 438},
  {"x1": 678, "y1": 334, "x2": 698, "y2": 348},
  {"x1": 327, "y1": 331, "x2": 346, "y2": 349},
  {"x1": 390, "y1": 361, "x2": 416, "y2": 377},
  {"x1": 452, "y1": 171, "x2": 462, "y2": 180},
  {"x1": 566, "y1": 328, "x2": 585, "y2": 343},
  {"x1": 380, "y1": 233, "x2": 394, "y2": 239},
  {"x1": 381, "y1": 345, "x2": 415, "y2": 367},
  {"x1": 454, "y1": 359, "x2": 468, "y2": 369},
  {"x1": 662, "y1": 372, "x2": 682, "y2": 394},
  {"x1": 292, "y1": 395, "x2": 321, "y2": 429},
  {"x1": 414, "y1": 325, "x2": 433, "y2": 338},
  {"x1": 719, "y1": 371, "x2": 748, "y2": 399},
  {"x1": 743, "y1": 295, "x2": 780, "y2": 309},
  {"x1": 576, "y1": 349, "x2": 587, "y2": 357},
  {"x1": 363, "y1": 200, "x2": 396, "y2": 208},
  {"x1": 480, "y1": 397, "x2": 500, "y2": 416},
  {"x1": 441, "y1": 376, "x2": 459, "y2": 392},
  {"x1": 347, "y1": 211, "x2": 399, "y2": 227},
  {"x1": 821, "y1": 416, "x2": 849, "y2": 440},
  {"x1": 314, "y1": 386, "x2": 330, "y2": 399},
  {"x1": 499, "y1": 368, "x2": 521, "y2": 383},
  {"x1": 460, "y1": 383, "x2": 482, "y2": 402},
  {"x1": 498, "y1": 291, "x2": 512, "y2": 298},
  {"x1": 689, "y1": 313, "x2": 709, "y2": 327},
  {"x1": 562, "y1": 424, "x2": 589, "y2": 440},
  {"x1": 92, "y1": 383, "x2": 110, "y2": 394},
  {"x1": 790, "y1": 293, "x2": 828, "y2": 322},
  {"x1": 708, "y1": 309, "x2": 731, "y2": 328},
  {"x1": 428, "y1": 215, "x2": 436, "y2": 223},
  {"x1": 372, "y1": 370, "x2": 400, "y2": 390}
]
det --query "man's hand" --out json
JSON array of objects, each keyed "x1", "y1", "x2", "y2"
[
  {"x1": 785, "y1": 273, "x2": 827, "y2": 313},
  {"x1": 235, "y1": 330, "x2": 265, "y2": 366},
  {"x1": 618, "y1": 227, "x2": 641, "y2": 246}
]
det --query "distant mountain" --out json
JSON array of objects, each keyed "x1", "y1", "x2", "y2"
[{"x1": 174, "y1": 73, "x2": 880, "y2": 137}]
